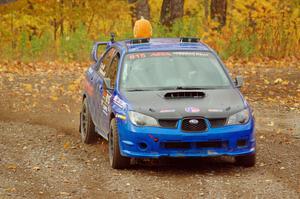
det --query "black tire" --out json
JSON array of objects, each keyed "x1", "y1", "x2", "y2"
[
  {"x1": 109, "y1": 118, "x2": 130, "y2": 169},
  {"x1": 80, "y1": 98, "x2": 97, "y2": 144},
  {"x1": 235, "y1": 153, "x2": 256, "y2": 167}
]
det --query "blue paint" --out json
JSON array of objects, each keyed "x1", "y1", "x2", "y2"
[{"x1": 82, "y1": 37, "x2": 256, "y2": 159}]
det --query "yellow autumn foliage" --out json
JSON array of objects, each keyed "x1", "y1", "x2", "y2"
[{"x1": 0, "y1": 0, "x2": 298, "y2": 61}]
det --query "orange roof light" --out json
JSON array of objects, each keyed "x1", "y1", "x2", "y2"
[{"x1": 133, "y1": 16, "x2": 152, "y2": 38}]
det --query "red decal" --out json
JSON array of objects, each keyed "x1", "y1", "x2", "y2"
[
  {"x1": 84, "y1": 78, "x2": 94, "y2": 96},
  {"x1": 148, "y1": 134, "x2": 155, "y2": 139},
  {"x1": 148, "y1": 134, "x2": 159, "y2": 142},
  {"x1": 128, "y1": 53, "x2": 146, "y2": 60}
]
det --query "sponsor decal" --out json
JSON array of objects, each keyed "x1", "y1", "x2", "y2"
[
  {"x1": 159, "y1": 109, "x2": 175, "y2": 113},
  {"x1": 116, "y1": 113, "x2": 126, "y2": 120},
  {"x1": 101, "y1": 90, "x2": 112, "y2": 115},
  {"x1": 102, "y1": 105, "x2": 108, "y2": 115},
  {"x1": 185, "y1": 107, "x2": 200, "y2": 113},
  {"x1": 150, "y1": 52, "x2": 172, "y2": 57},
  {"x1": 208, "y1": 108, "x2": 223, "y2": 113},
  {"x1": 113, "y1": 95, "x2": 127, "y2": 110},
  {"x1": 128, "y1": 52, "x2": 209, "y2": 60},
  {"x1": 172, "y1": 52, "x2": 209, "y2": 57}
]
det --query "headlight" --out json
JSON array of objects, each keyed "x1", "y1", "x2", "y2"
[
  {"x1": 128, "y1": 111, "x2": 159, "y2": 127},
  {"x1": 227, "y1": 109, "x2": 250, "y2": 125}
]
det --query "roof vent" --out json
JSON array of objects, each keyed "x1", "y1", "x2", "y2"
[
  {"x1": 164, "y1": 91, "x2": 205, "y2": 99},
  {"x1": 180, "y1": 37, "x2": 199, "y2": 43},
  {"x1": 128, "y1": 38, "x2": 150, "y2": 44}
]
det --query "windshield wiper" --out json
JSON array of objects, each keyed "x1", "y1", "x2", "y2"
[{"x1": 126, "y1": 88, "x2": 152, "y2": 92}]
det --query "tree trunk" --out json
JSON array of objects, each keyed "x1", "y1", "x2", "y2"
[
  {"x1": 59, "y1": 0, "x2": 64, "y2": 37},
  {"x1": 210, "y1": 0, "x2": 227, "y2": 30},
  {"x1": 203, "y1": 0, "x2": 209, "y2": 33},
  {"x1": 204, "y1": 0, "x2": 209, "y2": 20},
  {"x1": 160, "y1": 0, "x2": 184, "y2": 27},
  {"x1": 10, "y1": 11, "x2": 16, "y2": 49},
  {"x1": 128, "y1": 0, "x2": 150, "y2": 27},
  {"x1": 69, "y1": 0, "x2": 77, "y2": 32},
  {"x1": 53, "y1": 18, "x2": 58, "y2": 41}
]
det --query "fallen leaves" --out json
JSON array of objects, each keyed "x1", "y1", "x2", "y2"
[
  {"x1": 5, "y1": 187, "x2": 16, "y2": 193},
  {"x1": 50, "y1": 96, "x2": 58, "y2": 101},
  {"x1": 32, "y1": 166, "x2": 41, "y2": 171},
  {"x1": 274, "y1": 78, "x2": 283, "y2": 84},
  {"x1": 63, "y1": 142, "x2": 70, "y2": 149},
  {"x1": 267, "y1": 121, "x2": 274, "y2": 127},
  {"x1": 62, "y1": 104, "x2": 71, "y2": 113},
  {"x1": 22, "y1": 83, "x2": 33, "y2": 92},
  {"x1": 7, "y1": 164, "x2": 17, "y2": 172},
  {"x1": 59, "y1": 192, "x2": 71, "y2": 196},
  {"x1": 264, "y1": 79, "x2": 270, "y2": 85}
]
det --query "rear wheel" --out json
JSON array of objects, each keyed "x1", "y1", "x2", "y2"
[
  {"x1": 235, "y1": 153, "x2": 256, "y2": 167},
  {"x1": 109, "y1": 118, "x2": 130, "y2": 169},
  {"x1": 80, "y1": 98, "x2": 97, "y2": 144}
]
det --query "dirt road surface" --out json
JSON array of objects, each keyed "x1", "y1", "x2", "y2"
[{"x1": 0, "y1": 62, "x2": 299, "y2": 198}]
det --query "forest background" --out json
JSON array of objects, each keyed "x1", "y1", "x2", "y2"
[{"x1": 0, "y1": 0, "x2": 299, "y2": 62}]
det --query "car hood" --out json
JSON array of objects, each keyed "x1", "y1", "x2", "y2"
[{"x1": 123, "y1": 89, "x2": 246, "y2": 119}]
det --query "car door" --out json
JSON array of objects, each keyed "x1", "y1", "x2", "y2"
[
  {"x1": 94, "y1": 47, "x2": 116, "y2": 131},
  {"x1": 85, "y1": 66, "x2": 98, "y2": 123},
  {"x1": 101, "y1": 52, "x2": 120, "y2": 133}
]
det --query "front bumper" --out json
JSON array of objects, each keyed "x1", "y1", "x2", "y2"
[{"x1": 116, "y1": 117, "x2": 255, "y2": 158}]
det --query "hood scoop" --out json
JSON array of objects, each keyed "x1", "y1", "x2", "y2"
[{"x1": 164, "y1": 91, "x2": 205, "y2": 99}]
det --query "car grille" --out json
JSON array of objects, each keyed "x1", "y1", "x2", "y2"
[
  {"x1": 208, "y1": 118, "x2": 227, "y2": 128},
  {"x1": 163, "y1": 142, "x2": 190, "y2": 149},
  {"x1": 158, "y1": 119, "x2": 178, "y2": 128},
  {"x1": 161, "y1": 141, "x2": 228, "y2": 149},
  {"x1": 181, "y1": 117, "x2": 207, "y2": 132}
]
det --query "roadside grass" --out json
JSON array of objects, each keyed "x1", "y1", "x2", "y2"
[{"x1": 0, "y1": 18, "x2": 299, "y2": 63}]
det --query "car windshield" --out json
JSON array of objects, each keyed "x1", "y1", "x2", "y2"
[{"x1": 120, "y1": 51, "x2": 231, "y2": 91}]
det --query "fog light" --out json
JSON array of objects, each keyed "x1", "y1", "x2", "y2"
[
  {"x1": 237, "y1": 139, "x2": 247, "y2": 147},
  {"x1": 138, "y1": 142, "x2": 148, "y2": 150}
]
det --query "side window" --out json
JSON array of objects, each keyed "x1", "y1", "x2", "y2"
[
  {"x1": 105, "y1": 53, "x2": 120, "y2": 88},
  {"x1": 97, "y1": 48, "x2": 116, "y2": 77}
]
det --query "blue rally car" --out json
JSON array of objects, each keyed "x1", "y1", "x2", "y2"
[{"x1": 80, "y1": 37, "x2": 256, "y2": 169}]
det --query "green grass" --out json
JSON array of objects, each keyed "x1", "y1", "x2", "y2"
[{"x1": 0, "y1": 21, "x2": 298, "y2": 63}]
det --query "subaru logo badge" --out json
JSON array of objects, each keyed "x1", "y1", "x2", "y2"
[{"x1": 189, "y1": 119, "x2": 199, "y2": 125}]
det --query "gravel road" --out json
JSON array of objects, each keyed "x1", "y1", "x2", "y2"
[{"x1": 0, "y1": 63, "x2": 299, "y2": 198}]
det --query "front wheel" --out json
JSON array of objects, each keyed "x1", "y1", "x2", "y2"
[
  {"x1": 109, "y1": 118, "x2": 130, "y2": 169},
  {"x1": 235, "y1": 153, "x2": 256, "y2": 167}
]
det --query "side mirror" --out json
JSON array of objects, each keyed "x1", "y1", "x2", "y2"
[
  {"x1": 104, "y1": 77, "x2": 112, "y2": 90},
  {"x1": 91, "y1": 42, "x2": 108, "y2": 63},
  {"x1": 235, "y1": 75, "x2": 243, "y2": 88}
]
